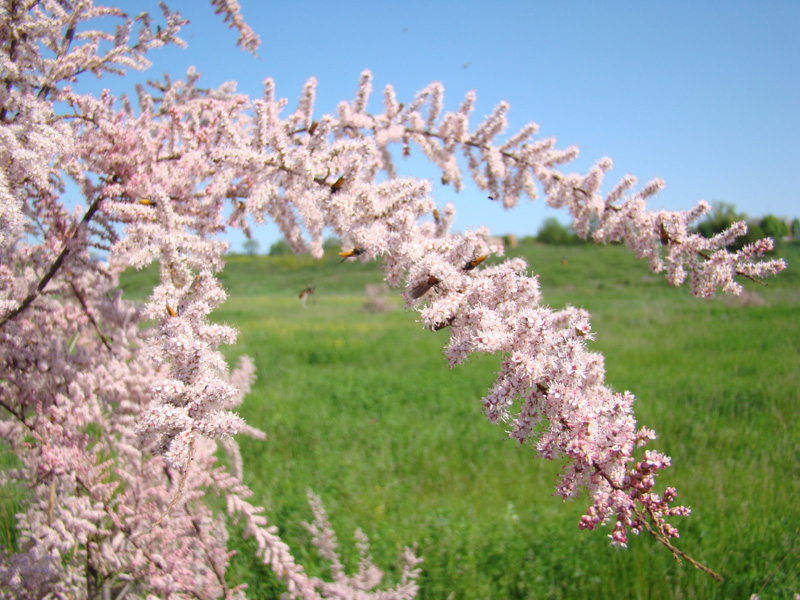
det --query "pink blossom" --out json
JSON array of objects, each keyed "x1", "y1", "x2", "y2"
[{"x1": 0, "y1": 0, "x2": 769, "y2": 593}]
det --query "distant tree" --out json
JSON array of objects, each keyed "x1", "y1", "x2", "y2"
[
  {"x1": 323, "y1": 235, "x2": 342, "y2": 250},
  {"x1": 760, "y1": 215, "x2": 789, "y2": 244},
  {"x1": 694, "y1": 201, "x2": 746, "y2": 239},
  {"x1": 536, "y1": 217, "x2": 581, "y2": 244},
  {"x1": 693, "y1": 201, "x2": 774, "y2": 250},
  {"x1": 243, "y1": 238, "x2": 260, "y2": 255},
  {"x1": 269, "y1": 237, "x2": 291, "y2": 256},
  {"x1": 792, "y1": 218, "x2": 800, "y2": 240},
  {"x1": 740, "y1": 221, "x2": 767, "y2": 251}
]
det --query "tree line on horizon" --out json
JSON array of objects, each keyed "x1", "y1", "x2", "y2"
[{"x1": 251, "y1": 201, "x2": 797, "y2": 256}]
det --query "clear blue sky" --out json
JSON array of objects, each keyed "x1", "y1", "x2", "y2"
[{"x1": 101, "y1": 1, "x2": 799, "y2": 253}]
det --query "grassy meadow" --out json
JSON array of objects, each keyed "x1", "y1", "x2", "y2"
[{"x1": 118, "y1": 240, "x2": 798, "y2": 598}]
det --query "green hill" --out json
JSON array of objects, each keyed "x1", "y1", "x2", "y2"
[{"x1": 119, "y1": 241, "x2": 800, "y2": 599}]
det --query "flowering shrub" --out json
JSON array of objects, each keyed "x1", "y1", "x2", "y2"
[{"x1": 0, "y1": 1, "x2": 785, "y2": 597}]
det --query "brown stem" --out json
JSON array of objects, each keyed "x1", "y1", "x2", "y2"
[
  {"x1": 136, "y1": 436, "x2": 195, "y2": 539},
  {"x1": 754, "y1": 527, "x2": 799, "y2": 597},
  {"x1": 35, "y1": 13, "x2": 77, "y2": 102},
  {"x1": 590, "y1": 463, "x2": 723, "y2": 582},
  {"x1": 1, "y1": 0, "x2": 24, "y2": 123},
  {"x1": 74, "y1": 474, "x2": 196, "y2": 595},
  {"x1": 0, "y1": 396, "x2": 28, "y2": 426},
  {"x1": 69, "y1": 281, "x2": 113, "y2": 352},
  {"x1": 638, "y1": 506, "x2": 724, "y2": 582},
  {"x1": 191, "y1": 508, "x2": 230, "y2": 595},
  {"x1": 696, "y1": 250, "x2": 768, "y2": 286},
  {"x1": 349, "y1": 118, "x2": 775, "y2": 288},
  {"x1": 0, "y1": 195, "x2": 104, "y2": 330},
  {"x1": 47, "y1": 478, "x2": 55, "y2": 526}
]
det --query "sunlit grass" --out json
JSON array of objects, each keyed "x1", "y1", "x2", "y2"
[{"x1": 120, "y1": 241, "x2": 800, "y2": 599}]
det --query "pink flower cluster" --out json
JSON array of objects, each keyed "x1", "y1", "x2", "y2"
[
  {"x1": 0, "y1": 3, "x2": 420, "y2": 597},
  {"x1": 0, "y1": 0, "x2": 782, "y2": 595}
]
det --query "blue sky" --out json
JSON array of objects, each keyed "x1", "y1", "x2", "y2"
[{"x1": 99, "y1": 1, "x2": 799, "y2": 252}]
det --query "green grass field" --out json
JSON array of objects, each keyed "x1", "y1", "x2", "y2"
[{"x1": 118, "y1": 241, "x2": 799, "y2": 598}]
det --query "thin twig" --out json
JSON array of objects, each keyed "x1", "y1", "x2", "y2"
[
  {"x1": 350, "y1": 119, "x2": 774, "y2": 287},
  {"x1": 697, "y1": 250, "x2": 768, "y2": 286},
  {"x1": 638, "y1": 506, "x2": 724, "y2": 582},
  {"x1": 0, "y1": 397, "x2": 27, "y2": 426},
  {"x1": 47, "y1": 478, "x2": 55, "y2": 526},
  {"x1": 75, "y1": 474, "x2": 197, "y2": 596},
  {"x1": 755, "y1": 527, "x2": 799, "y2": 597},
  {"x1": 69, "y1": 281, "x2": 113, "y2": 352},
  {"x1": 0, "y1": 195, "x2": 104, "y2": 330},
  {"x1": 113, "y1": 582, "x2": 131, "y2": 600},
  {"x1": 591, "y1": 462, "x2": 723, "y2": 582},
  {"x1": 136, "y1": 436, "x2": 196, "y2": 538}
]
